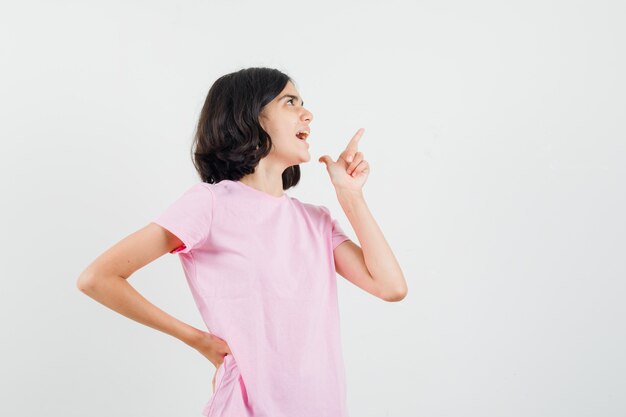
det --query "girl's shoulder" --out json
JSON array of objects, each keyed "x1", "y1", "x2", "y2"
[{"x1": 289, "y1": 196, "x2": 333, "y2": 221}]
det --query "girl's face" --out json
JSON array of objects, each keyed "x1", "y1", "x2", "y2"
[{"x1": 259, "y1": 81, "x2": 314, "y2": 165}]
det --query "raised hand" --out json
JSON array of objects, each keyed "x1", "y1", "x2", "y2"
[{"x1": 318, "y1": 128, "x2": 369, "y2": 192}]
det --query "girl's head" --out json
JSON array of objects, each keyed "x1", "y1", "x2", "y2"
[{"x1": 192, "y1": 67, "x2": 314, "y2": 189}]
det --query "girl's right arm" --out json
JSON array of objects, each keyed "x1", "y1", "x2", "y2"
[{"x1": 76, "y1": 223, "x2": 231, "y2": 367}]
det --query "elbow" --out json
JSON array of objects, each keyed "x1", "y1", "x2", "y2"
[
  {"x1": 77, "y1": 269, "x2": 127, "y2": 294},
  {"x1": 76, "y1": 274, "x2": 93, "y2": 293},
  {"x1": 381, "y1": 283, "x2": 408, "y2": 302},
  {"x1": 76, "y1": 270, "x2": 100, "y2": 294},
  {"x1": 384, "y1": 291, "x2": 407, "y2": 302}
]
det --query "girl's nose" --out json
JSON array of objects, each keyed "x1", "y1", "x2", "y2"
[{"x1": 302, "y1": 108, "x2": 313, "y2": 123}]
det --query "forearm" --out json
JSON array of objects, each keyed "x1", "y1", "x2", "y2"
[
  {"x1": 336, "y1": 188, "x2": 407, "y2": 296},
  {"x1": 77, "y1": 274, "x2": 203, "y2": 348}
]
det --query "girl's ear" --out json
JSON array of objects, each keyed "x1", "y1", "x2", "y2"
[
  {"x1": 258, "y1": 114, "x2": 265, "y2": 131},
  {"x1": 258, "y1": 103, "x2": 272, "y2": 128}
]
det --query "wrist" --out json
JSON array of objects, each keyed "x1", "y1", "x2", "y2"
[
  {"x1": 179, "y1": 325, "x2": 205, "y2": 349},
  {"x1": 336, "y1": 187, "x2": 365, "y2": 208},
  {"x1": 336, "y1": 187, "x2": 364, "y2": 201}
]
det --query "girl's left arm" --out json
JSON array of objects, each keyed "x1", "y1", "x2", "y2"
[
  {"x1": 319, "y1": 128, "x2": 408, "y2": 302},
  {"x1": 336, "y1": 189, "x2": 407, "y2": 301}
]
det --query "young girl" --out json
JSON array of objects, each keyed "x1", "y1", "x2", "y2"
[{"x1": 77, "y1": 67, "x2": 407, "y2": 417}]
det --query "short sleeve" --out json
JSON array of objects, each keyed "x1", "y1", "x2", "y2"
[
  {"x1": 331, "y1": 216, "x2": 351, "y2": 250},
  {"x1": 321, "y1": 206, "x2": 351, "y2": 250},
  {"x1": 151, "y1": 182, "x2": 214, "y2": 254}
]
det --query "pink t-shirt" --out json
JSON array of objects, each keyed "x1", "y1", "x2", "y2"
[{"x1": 151, "y1": 179, "x2": 352, "y2": 417}]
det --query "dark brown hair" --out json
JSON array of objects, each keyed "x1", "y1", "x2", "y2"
[{"x1": 191, "y1": 67, "x2": 301, "y2": 189}]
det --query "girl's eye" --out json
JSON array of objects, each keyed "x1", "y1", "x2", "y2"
[{"x1": 287, "y1": 98, "x2": 294, "y2": 105}]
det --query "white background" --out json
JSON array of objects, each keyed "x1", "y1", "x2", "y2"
[{"x1": 1, "y1": 1, "x2": 624, "y2": 416}]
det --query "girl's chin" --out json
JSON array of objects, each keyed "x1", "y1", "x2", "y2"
[{"x1": 298, "y1": 149, "x2": 311, "y2": 162}]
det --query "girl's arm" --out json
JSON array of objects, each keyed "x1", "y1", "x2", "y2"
[
  {"x1": 334, "y1": 189, "x2": 407, "y2": 302},
  {"x1": 76, "y1": 223, "x2": 230, "y2": 365},
  {"x1": 319, "y1": 128, "x2": 407, "y2": 302}
]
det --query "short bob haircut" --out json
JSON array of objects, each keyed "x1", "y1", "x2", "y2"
[{"x1": 191, "y1": 67, "x2": 301, "y2": 190}]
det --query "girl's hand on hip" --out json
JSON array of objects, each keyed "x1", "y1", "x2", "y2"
[
  {"x1": 318, "y1": 128, "x2": 370, "y2": 192},
  {"x1": 192, "y1": 331, "x2": 232, "y2": 390}
]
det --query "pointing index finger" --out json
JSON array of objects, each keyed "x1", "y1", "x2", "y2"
[{"x1": 344, "y1": 128, "x2": 365, "y2": 162}]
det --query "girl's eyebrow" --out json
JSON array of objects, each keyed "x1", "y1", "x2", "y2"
[{"x1": 279, "y1": 94, "x2": 304, "y2": 106}]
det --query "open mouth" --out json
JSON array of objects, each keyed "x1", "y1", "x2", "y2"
[{"x1": 296, "y1": 131, "x2": 309, "y2": 140}]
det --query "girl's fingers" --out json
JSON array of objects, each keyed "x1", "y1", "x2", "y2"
[
  {"x1": 347, "y1": 152, "x2": 364, "y2": 175},
  {"x1": 344, "y1": 128, "x2": 365, "y2": 162},
  {"x1": 350, "y1": 160, "x2": 369, "y2": 177}
]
